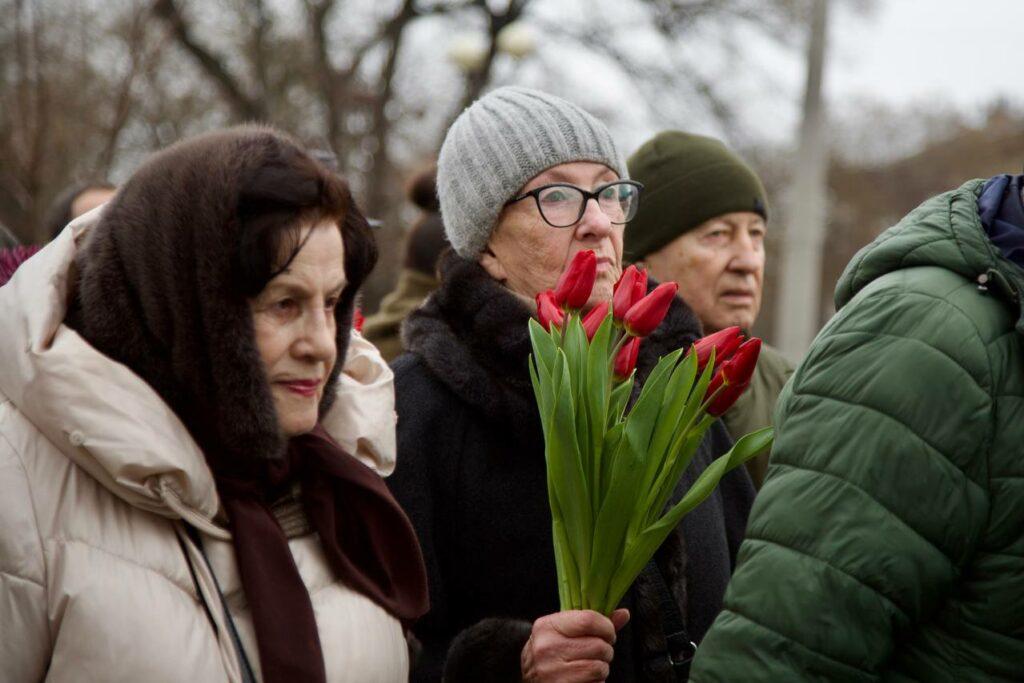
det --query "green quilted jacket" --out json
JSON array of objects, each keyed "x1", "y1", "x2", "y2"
[{"x1": 689, "y1": 179, "x2": 1024, "y2": 682}]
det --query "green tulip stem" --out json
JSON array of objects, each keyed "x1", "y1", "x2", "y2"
[{"x1": 607, "y1": 329, "x2": 630, "y2": 378}]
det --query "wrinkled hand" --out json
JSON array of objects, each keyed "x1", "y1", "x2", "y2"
[{"x1": 521, "y1": 609, "x2": 630, "y2": 682}]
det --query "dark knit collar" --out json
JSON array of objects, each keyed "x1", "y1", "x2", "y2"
[
  {"x1": 401, "y1": 252, "x2": 536, "y2": 428},
  {"x1": 401, "y1": 251, "x2": 705, "y2": 427}
]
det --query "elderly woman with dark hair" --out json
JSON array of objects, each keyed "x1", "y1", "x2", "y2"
[
  {"x1": 0, "y1": 126, "x2": 427, "y2": 682},
  {"x1": 388, "y1": 87, "x2": 755, "y2": 683}
]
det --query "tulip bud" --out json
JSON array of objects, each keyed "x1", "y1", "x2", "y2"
[
  {"x1": 612, "y1": 265, "x2": 649, "y2": 322},
  {"x1": 690, "y1": 326, "x2": 744, "y2": 372},
  {"x1": 705, "y1": 376, "x2": 749, "y2": 417},
  {"x1": 581, "y1": 301, "x2": 610, "y2": 341},
  {"x1": 632, "y1": 268, "x2": 648, "y2": 308},
  {"x1": 704, "y1": 338, "x2": 762, "y2": 416},
  {"x1": 623, "y1": 282, "x2": 678, "y2": 337},
  {"x1": 554, "y1": 250, "x2": 597, "y2": 310},
  {"x1": 536, "y1": 290, "x2": 565, "y2": 331},
  {"x1": 613, "y1": 336, "x2": 641, "y2": 380}
]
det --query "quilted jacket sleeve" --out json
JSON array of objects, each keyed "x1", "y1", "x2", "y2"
[
  {"x1": 0, "y1": 420, "x2": 52, "y2": 681},
  {"x1": 689, "y1": 269, "x2": 993, "y2": 682}
]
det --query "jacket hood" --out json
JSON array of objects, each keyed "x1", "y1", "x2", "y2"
[
  {"x1": 836, "y1": 179, "x2": 1024, "y2": 330},
  {"x1": 0, "y1": 209, "x2": 397, "y2": 535}
]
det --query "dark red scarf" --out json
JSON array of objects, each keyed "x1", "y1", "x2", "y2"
[{"x1": 216, "y1": 424, "x2": 429, "y2": 682}]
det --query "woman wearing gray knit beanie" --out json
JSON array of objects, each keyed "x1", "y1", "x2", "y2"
[{"x1": 387, "y1": 87, "x2": 754, "y2": 683}]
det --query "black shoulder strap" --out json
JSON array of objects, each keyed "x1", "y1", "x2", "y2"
[
  {"x1": 184, "y1": 525, "x2": 258, "y2": 683},
  {"x1": 640, "y1": 560, "x2": 696, "y2": 681}
]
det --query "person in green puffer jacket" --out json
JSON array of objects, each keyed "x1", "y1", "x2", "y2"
[{"x1": 689, "y1": 176, "x2": 1024, "y2": 682}]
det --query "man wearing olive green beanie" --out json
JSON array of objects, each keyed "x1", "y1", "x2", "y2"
[{"x1": 625, "y1": 130, "x2": 793, "y2": 489}]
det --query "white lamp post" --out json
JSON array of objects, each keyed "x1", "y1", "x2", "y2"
[{"x1": 448, "y1": 20, "x2": 535, "y2": 73}]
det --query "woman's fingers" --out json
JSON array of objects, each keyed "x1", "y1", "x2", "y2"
[
  {"x1": 522, "y1": 610, "x2": 623, "y2": 682},
  {"x1": 529, "y1": 630, "x2": 613, "y2": 663},
  {"x1": 610, "y1": 608, "x2": 630, "y2": 632},
  {"x1": 564, "y1": 659, "x2": 611, "y2": 682},
  {"x1": 568, "y1": 637, "x2": 615, "y2": 663},
  {"x1": 545, "y1": 609, "x2": 617, "y2": 643},
  {"x1": 524, "y1": 650, "x2": 611, "y2": 682}
]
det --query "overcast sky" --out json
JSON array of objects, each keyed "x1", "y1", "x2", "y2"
[
  {"x1": 588, "y1": 0, "x2": 1024, "y2": 154},
  {"x1": 829, "y1": 0, "x2": 1023, "y2": 112}
]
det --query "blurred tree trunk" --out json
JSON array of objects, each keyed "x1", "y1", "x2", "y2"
[
  {"x1": 364, "y1": 0, "x2": 417, "y2": 217},
  {"x1": 774, "y1": 0, "x2": 830, "y2": 361}
]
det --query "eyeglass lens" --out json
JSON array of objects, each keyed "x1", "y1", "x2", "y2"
[{"x1": 536, "y1": 182, "x2": 639, "y2": 227}]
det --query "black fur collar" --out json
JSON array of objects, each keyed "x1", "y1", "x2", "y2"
[{"x1": 402, "y1": 251, "x2": 705, "y2": 427}]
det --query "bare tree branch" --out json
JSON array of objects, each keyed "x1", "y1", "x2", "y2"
[
  {"x1": 97, "y1": 6, "x2": 162, "y2": 174},
  {"x1": 533, "y1": 10, "x2": 742, "y2": 136},
  {"x1": 440, "y1": 0, "x2": 532, "y2": 136},
  {"x1": 365, "y1": 0, "x2": 418, "y2": 214},
  {"x1": 249, "y1": 0, "x2": 271, "y2": 98},
  {"x1": 305, "y1": 0, "x2": 346, "y2": 152},
  {"x1": 152, "y1": 0, "x2": 266, "y2": 121},
  {"x1": 306, "y1": 0, "x2": 432, "y2": 163}
]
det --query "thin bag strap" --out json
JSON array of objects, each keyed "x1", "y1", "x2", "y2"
[
  {"x1": 185, "y1": 524, "x2": 258, "y2": 683},
  {"x1": 640, "y1": 560, "x2": 696, "y2": 681}
]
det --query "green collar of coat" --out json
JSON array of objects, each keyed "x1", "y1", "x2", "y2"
[{"x1": 835, "y1": 179, "x2": 1024, "y2": 335}]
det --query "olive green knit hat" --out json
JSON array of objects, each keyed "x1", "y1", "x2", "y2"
[{"x1": 624, "y1": 131, "x2": 767, "y2": 261}]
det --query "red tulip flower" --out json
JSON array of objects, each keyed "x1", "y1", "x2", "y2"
[
  {"x1": 554, "y1": 250, "x2": 597, "y2": 310},
  {"x1": 353, "y1": 307, "x2": 365, "y2": 333},
  {"x1": 582, "y1": 301, "x2": 610, "y2": 341},
  {"x1": 536, "y1": 290, "x2": 565, "y2": 331},
  {"x1": 614, "y1": 336, "x2": 641, "y2": 380},
  {"x1": 612, "y1": 265, "x2": 648, "y2": 322},
  {"x1": 691, "y1": 326, "x2": 744, "y2": 372},
  {"x1": 704, "y1": 338, "x2": 762, "y2": 416},
  {"x1": 623, "y1": 282, "x2": 678, "y2": 337}
]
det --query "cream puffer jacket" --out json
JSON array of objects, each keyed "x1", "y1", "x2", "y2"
[{"x1": 0, "y1": 210, "x2": 408, "y2": 682}]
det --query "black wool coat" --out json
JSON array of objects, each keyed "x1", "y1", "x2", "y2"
[{"x1": 388, "y1": 254, "x2": 755, "y2": 682}]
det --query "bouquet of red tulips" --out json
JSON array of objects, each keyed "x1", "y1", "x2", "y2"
[{"x1": 529, "y1": 250, "x2": 773, "y2": 615}]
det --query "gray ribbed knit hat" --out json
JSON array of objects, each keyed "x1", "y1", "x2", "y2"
[{"x1": 437, "y1": 86, "x2": 627, "y2": 258}]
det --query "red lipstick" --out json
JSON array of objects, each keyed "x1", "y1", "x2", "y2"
[{"x1": 280, "y1": 379, "x2": 320, "y2": 397}]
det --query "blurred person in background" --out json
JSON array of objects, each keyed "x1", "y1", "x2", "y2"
[
  {"x1": 43, "y1": 180, "x2": 117, "y2": 240},
  {"x1": 0, "y1": 126, "x2": 428, "y2": 682},
  {"x1": 689, "y1": 173, "x2": 1024, "y2": 681},
  {"x1": 0, "y1": 244, "x2": 41, "y2": 286},
  {"x1": 387, "y1": 87, "x2": 753, "y2": 683},
  {"x1": 625, "y1": 132, "x2": 793, "y2": 490},
  {"x1": 363, "y1": 164, "x2": 448, "y2": 360},
  {"x1": 1, "y1": 220, "x2": 23, "y2": 249}
]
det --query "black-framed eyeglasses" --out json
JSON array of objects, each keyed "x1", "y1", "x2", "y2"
[{"x1": 506, "y1": 180, "x2": 643, "y2": 228}]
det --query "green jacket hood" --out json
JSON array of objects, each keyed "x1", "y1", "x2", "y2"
[{"x1": 835, "y1": 179, "x2": 1024, "y2": 331}]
